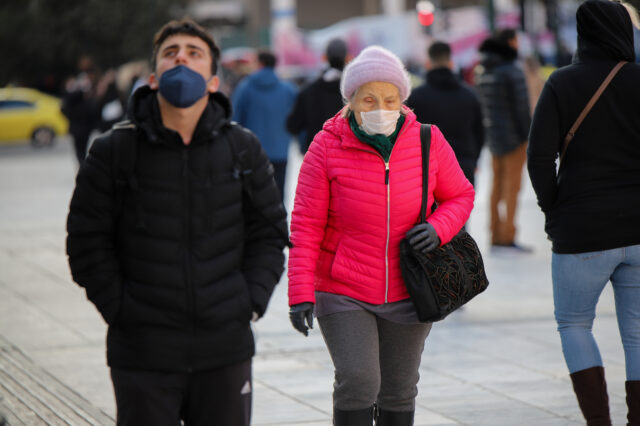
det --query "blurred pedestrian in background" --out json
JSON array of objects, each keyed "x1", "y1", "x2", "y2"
[
  {"x1": 61, "y1": 56, "x2": 100, "y2": 164},
  {"x1": 287, "y1": 45, "x2": 474, "y2": 426},
  {"x1": 407, "y1": 41, "x2": 484, "y2": 187},
  {"x1": 95, "y1": 69, "x2": 124, "y2": 133},
  {"x1": 66, "y1": 18, "x2": 288, "y2": 426},
  {"x1": 528, "y1": 1, "x2": 640, "y2": 424},
  {"x1": 286, "y1": 38, "x2": 349, "y2": 154},
  {"x1": 474, "y1": 29, "x2": 532, "y2": 253},
  {"x1": 232, "y1": 50, "x2": 296, "y2": 200}
]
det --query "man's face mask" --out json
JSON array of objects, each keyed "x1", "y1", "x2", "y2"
[
  {"x1": 360, "y1": 109, "x2": 401, "y2": 136},
  {"x1": 158, "y1": 65, "x2": 209, "y2": 108}
]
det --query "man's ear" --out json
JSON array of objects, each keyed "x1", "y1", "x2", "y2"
[
  {"x1": 207, "y1": 75, "x2": 220, "y2": 93},
  {"x1": 148, "y1": 73, "x2": 159, "y2": 90}
]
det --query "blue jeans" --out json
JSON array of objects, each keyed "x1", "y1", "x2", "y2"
[{"x1": 553, "y1": 245, "x2": 640, "y2": 380}]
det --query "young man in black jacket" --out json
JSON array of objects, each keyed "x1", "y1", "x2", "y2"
[
  {"x1": 474, "y1": 29, "x2": 532, "y2": 252},
  {"x1": 406, "y1": 41, "x2": 484, "y2": 186},
  {"x1": 66, "y1": 18, "x2": 288, "y2": 426}
]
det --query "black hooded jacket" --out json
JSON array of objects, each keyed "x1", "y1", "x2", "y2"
[
  {"x1": 66, "y1": 86, "x2": 288, "y2": 372},
  {"x1": 527, "y1": 0, "x2": 640, "y2": 254},
  {"x1": 474, "y1": 38, "x2": 531, "y2": 156},
  {"x1": 406, "y1": 68, "x2": 484, "y2": 175},
  {"x1": 286, "y1": 68, "x2": 344, "y2": 154}
]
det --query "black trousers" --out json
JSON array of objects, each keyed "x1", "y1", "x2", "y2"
[{"x1": 111, "y1": 358, "x2": 252, "y2": 426}]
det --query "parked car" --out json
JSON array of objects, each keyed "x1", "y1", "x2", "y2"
[{"x1": 0, "y1": 87, "x2": 69, "y2": 148}]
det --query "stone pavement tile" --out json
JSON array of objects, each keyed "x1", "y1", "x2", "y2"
[
  {"x1": 0, "y1": 252, "x2": 107, "y2": 344},
  {"x1": 254, "y1": 324, "x2": 327, "y2": 354},
  {"x1": 0, "y1": 336, "x2": 113, "y2": 425},
  {"x1": 252, "y1": 381, "x2": 330, "y2": 425},
  {"x1": 420, "y1": 388, "x2": 577, "y2": 426},
  {"x1": 27, "y1": 343, "x2": 114, "y2": 418},
  {"x1": 0, "y1": 286, "x2": 88, "y2": 353},
  {"x1": 413, "y1": 407, "x2": 461, "y2": 426}
]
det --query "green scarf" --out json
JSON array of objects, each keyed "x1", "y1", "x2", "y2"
[{"x1": 348, "y1": 111, "x2": 405, "y2": 162}]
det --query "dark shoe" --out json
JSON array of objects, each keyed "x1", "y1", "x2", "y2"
[
  {"x1": 627, "y1": 380, "x2": 640, "y2": 426},
  {"x1": 334, "y1": 406, "x2": 374, "y2": 426},
  {"x1": 376, "y1": 407, "x2": 414, "y2": 426},
  {"x1": 570, "y1": 366, "x2": 612, "y2": 426}
]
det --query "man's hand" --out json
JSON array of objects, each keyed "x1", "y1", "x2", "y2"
[
  {"x1": 289, "y1": 302, "x2": 314, "y2": 336},
  {"x1": 406, "y1": 222, "x2": 441, "y2": 254}
]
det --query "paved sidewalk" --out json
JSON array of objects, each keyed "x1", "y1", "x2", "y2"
[{"x1": 0, "y1": 138, "x2": 629, "y2": 425}]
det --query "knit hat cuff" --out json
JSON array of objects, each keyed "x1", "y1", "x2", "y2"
[{"x1": 340, "y1": 46, "x2": 411, "y2": 102}]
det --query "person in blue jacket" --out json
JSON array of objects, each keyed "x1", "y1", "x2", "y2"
[{"x1": 232, "y1": 50, "x2": 296, "y2": 200}]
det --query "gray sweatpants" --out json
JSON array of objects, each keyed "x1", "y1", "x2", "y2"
[{"x1": 318, "y1": 310, "x2": 432, "y2": 412}]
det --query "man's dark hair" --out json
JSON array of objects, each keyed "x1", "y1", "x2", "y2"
[
  {"x1": 326, "y1": 38, "x2": 348, "y2": 70},
  {"x1": 257, "y1": 50, "x2": 277, "y2": 68},
  {"x1": 496, "y1": 28, "x2": 517, "y2": 45},
  {"x1": 427, "y1": 41, "x2": 451, "y2": 64},
  {"x1": 152, "y1": 17, "x2": 220, "y2": 74}
]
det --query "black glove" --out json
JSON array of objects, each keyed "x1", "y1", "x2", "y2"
[
  {"x1": 406, "y1": 222, "x2": 441, "y2": 254},
  {"x1": 289, "y1": 302, "x2": 314, "y2": 336}
]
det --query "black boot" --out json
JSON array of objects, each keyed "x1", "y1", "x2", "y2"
[
  {"x1": 334, "y1": 406, "x2": 374, "y2": 426},
  {"x1": 570, "y1": 366, "x2": 612, "y2": 426},
  {"x1": 376, "y1": 407, "x2": 415, "y2": 426},
  {"x1": 627, "y1": 380, "x2": 640, "y2": 426}
]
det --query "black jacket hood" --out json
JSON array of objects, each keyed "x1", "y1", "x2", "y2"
[
  {"x1": 575, "y1": 0, "x2": 635, "y2": 63},
  {"x1": 126, "y1": 85, "x2": 233, "y2": 146},
  {"x1": 478, "y1": 38, "x2": 518, "y2": 67}
]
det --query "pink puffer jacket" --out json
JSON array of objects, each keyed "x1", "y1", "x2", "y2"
[{"x1": 288, "y1": 107, "x2": 475, "y2": 306}]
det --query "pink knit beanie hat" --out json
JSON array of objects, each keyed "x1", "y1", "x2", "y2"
[{"x1": 340, "y1": 45, "x2": 411, "y2": 102}]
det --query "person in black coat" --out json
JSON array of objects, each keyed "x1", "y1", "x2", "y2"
[
  {"x1": 406, "y1": 41, "x2": 484, "y2": 186},
  {"x1": 286, "y1": 38, "x2": 349, "y2": 154},
  {"x1": 474, "y1": 29, "x2": 532, "y2": 251},
  {"x1": 61, "y1": 70, "x2": 99, "y2": 164},
  {"x1": 528, "y1": 1, "x2": 640, "y2": 423},
  {"x1": 66, "y1": 18, "x2": 288, "y2": 426}
]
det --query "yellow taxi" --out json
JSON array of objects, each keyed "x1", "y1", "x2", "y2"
[{"x1": 0, "y1": 87, "x2": 69, "y2": 147}]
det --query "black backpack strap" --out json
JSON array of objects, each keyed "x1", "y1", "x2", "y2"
[
  {"x1": 224, "y1": 124, "x2": 292, "y2": 248},
  {"x1": 110, "y1": 120, "x2": 143, "y2": 229},
  {"x1": 419, "y1": 124, "x2": 432, "y2": 224}
]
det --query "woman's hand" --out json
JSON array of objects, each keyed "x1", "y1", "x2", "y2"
[
  {"x1": 289, "y1": 302, "x2": 314, "y2": 336},
  {"x1": 406, "y1": 223, "x2": 441, "y2": 254}
]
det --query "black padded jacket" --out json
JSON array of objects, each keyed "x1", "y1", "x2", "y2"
[
  {"x1": 66, "y1": 86, "x2": 288, "y2": 372},
  {"x1": 474, "y1": 39, "x2": 531, "y2": 156}
]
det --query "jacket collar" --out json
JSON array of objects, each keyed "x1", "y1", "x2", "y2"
[
  {"x1": 126, "y1": 85, "x2": 232, "y2": 146},
  {"x1": 426, "y1": 68, "x2": 460, "y2": 90},
  {"x1": 324, "y1": 106, "x2": 417, "y2": 152}
]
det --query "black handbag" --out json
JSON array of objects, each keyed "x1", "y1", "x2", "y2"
[{"x1": 399, "y1": 124, "x2": 489, "y2": 322}]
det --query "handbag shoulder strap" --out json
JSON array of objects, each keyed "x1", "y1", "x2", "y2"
[
  {"x1": 560, "y1": 60, "x2": 627, "y2": 165},
  {"x1": 419, "y1": 124, "x2": 432, "y2": 224}
]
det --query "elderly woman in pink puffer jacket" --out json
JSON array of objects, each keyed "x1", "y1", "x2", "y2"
[{"x1": 287, "y1": 45, "x2": 475, "y2": 426}]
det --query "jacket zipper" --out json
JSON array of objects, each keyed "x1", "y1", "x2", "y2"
[
  {"x1": 182, "y1": 148, "x2": 195, "y2": 372},
  {"x1": 348, "y1": 146, "x2": 393, "y2": 303},
  {"x1": 345, "y1": 120, "x2": 408, "y2": 302},
  {"x1": 384, "y1": 161, "x2": 390, "y2": 303}
]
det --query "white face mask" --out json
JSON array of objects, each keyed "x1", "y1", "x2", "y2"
[{"x1": 360, "y1": 109, "x2": 401, "y2": 136}]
